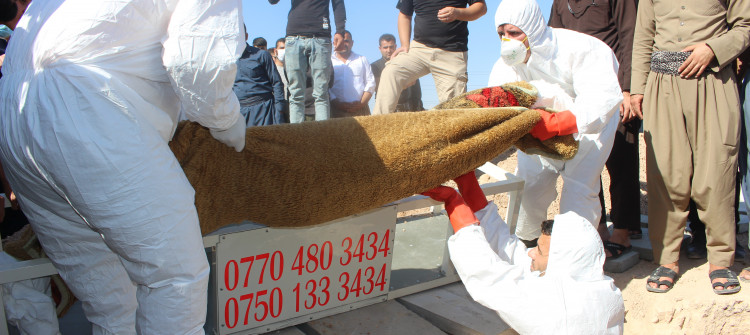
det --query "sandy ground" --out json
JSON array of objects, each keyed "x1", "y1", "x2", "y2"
[{"x1": 432, "y1": 134, "x2": 750, "y2": 334}]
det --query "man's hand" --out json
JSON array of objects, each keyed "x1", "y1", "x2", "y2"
[
  {"x1": 678, "y1": 43, "x2": 715, "y2": 78},
  {"x1": 391, "y1": 46, "x2": 409, "y2": 58},
  {"x1": 630, "y1": 94, "x2": 644, "y2": 119},
  {"x1": 437, "y1": 7, "x2": 459, "y2": 23},
  {"x1": 360, "y1": 92, "x2": 372, "y2": 107},
  {"x1": 8, "y1": 191, "x2": 17, "y2": 210},
  {"x1": 620, "y1": 91, "x2": 641, "y2": 122},
  {"x1": 437, "y1": 2, "x2": 486, "y2": 23}
]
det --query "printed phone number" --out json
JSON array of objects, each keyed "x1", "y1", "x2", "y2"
[{"x1": 221, "y1": 230, "x2": 392, "y2": 329}]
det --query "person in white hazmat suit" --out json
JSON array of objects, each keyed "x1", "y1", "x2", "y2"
[
  {"x1": 422, "y1": 171, "x2": 625, "y2": 334},
  {"x1": 488, "y1": 0, "x2": 621, "y2": 246},
  {"x1": 0, "y1": 0, "x2": 247, "y2": 334}
]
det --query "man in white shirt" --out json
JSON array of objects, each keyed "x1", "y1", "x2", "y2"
[
  {"x1": 422, "y1": 171, "x2": 625, "y2": 334},
  {"x1": 330, "y1": 30, "x2": 376, "y2": 117}
]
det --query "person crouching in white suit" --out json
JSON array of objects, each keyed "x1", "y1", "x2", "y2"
[
  {"x1": 0, "y1": 0, "x2": 247, "y2": 333},
  {"x1": 422, "y1": 171, "x2": 625, "y2": 334},
  {"x1": 489, "y1": 0, "x2": 622, "y2": 249}
]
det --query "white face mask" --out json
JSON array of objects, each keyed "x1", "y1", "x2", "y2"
[
  {"x1": 276, "y1": 48, "x2": 285, "y2": 62},
  {"x1": 500, "y1": 37, "x2": 529, "y2": 66}
]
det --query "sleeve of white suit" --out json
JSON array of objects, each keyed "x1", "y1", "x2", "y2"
[
  {"x1": 473, "y1": 202, "x2": 530, "y2": 266},
  {"x1": 162, "y1": 0, "x2": 244, "y2": 131},
  {"x1": 448, "y1": 224, "x2": 548, "y2": 333},
  {"x1": 568, "y1": 39, "x2": 622, "y2": 136}
]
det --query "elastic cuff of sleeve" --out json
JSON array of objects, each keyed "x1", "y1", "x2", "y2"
[
  {"x1": 556, "y1": 110, "x2": 578, "y2": 135},
  {"x1": 453, "y1": 221, "x2": 480, "y2": 233}
]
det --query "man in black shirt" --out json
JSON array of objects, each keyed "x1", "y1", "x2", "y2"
[
  {"x1": 373, "y1": 0, "x2": 486, "y2": 114},
  {"x1": 371, "y1": 33, "x2": 424, "y2": 112},
  {"x1": 269, "y1": 0, "x2": 346, "y2": 123}
]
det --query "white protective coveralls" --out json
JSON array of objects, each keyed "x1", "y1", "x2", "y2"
[
  {"x1": 448, "y1": 202, "x2": 625, "y2": 334},
  {"x1": 1, "y1": 250, "x2": 60, "y2": 335},
  {"x1": 0, "y1": 0, "x2": 244, "y2": 334},
  {"x1": 488, "y1": 0, "x2": 622, "y2": 241}
]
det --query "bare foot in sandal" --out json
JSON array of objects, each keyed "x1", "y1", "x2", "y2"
[
  {"x1": 740, "y1": 268, "x2": 750, "y2": 282},
  {"x1": 646, "y1": 262, "x2": 679, "y2": 292},
  {"x1": 709, "y1": 264, "x2": 741, "y2": 295}
]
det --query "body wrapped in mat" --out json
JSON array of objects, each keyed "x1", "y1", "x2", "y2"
[{"x1": 168, "y1": 82, "x2": 578, "y2": 232}]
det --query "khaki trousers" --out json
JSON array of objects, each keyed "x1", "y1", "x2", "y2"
[
  {"x1": 373, "y1": 41, "x2": 467, "y2": 115},
  {"x1": 644, "y1": 67, "x2": 739, "y2": 267}
]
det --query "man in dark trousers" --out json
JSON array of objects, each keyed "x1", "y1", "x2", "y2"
[
  {"x1": 233, "y1": 26, "x2": 286, "y2": 126},
  {"x1": 268, "y1": 0, "x2": 346, "y2": 123},
  {"x1": 371, "y1": 33, "x2": 424, "y2": 112},
  {"x1": 548, "y1": 0, "x2": 640, "y2": 264}
]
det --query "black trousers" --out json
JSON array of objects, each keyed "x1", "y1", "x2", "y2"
[{"x1": 599, "y1": 119, "x2": 642, "y2": 232}]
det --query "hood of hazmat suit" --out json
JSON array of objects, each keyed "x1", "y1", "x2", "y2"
[
  {"x1": 448, "y1": 203, "x2": 625, "y2": 334},
  {"x1": 489, "y1": 0, "x2": 622, "y2": 137},
  {"x1": 0, "y1": 0, "x2": 244, "y2": 333}
]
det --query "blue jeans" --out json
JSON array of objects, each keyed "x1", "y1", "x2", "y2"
[
  {"x1": 284, "y1": 36, "x2": 332, "y2": 123},
  {"x1": 741, "y1": 71, "x2": 750, "y2": 251}
]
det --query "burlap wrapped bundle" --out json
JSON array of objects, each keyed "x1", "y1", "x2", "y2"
[
  {"x1": 169, "y1": 83, "x2": 579, "y2": 232},
  {"x1": 434, "y1": 82, "x2": 579, "y2": 160}
]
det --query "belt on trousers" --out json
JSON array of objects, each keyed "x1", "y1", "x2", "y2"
[
  {"x1": 650, "y1": 50, "x2": 698, "y2": 76},
  {"x1": 286, "y1": 34, "x2": 329, "y2": 39},
  {"x1": 239, "y1": 93, "x2": 273, "y2": 107}
]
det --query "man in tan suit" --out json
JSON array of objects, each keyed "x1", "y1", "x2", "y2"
[{"x1": 631, "y1": 0, "x2": 750, "y2": 295}]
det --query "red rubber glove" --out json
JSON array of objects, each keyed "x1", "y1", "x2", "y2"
[
  {"x1": 530, "y1": 110, "x2": 578, "y2": 141},
  {"x1": 453, "y1": 170, "x2": 488, "y2": 213},
  {"x1": 421, "y1": 186, "x2": 479, "y2": 233}
]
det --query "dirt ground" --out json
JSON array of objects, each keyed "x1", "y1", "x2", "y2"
[{"x1": 469, "y1": 135, "x2": 750, "y2": 334}]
